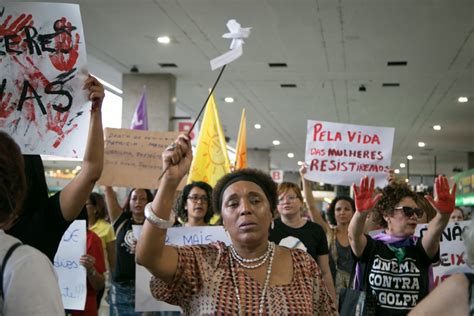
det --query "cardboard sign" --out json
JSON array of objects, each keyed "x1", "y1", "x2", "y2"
[
  {"x1": 135, "y1": 226, "x2": 231, "y2": 312},
  {"x1": 0, "y1": 3, "x2": 90, "y2": 157},
  {"x1": 98, "y1": 128, "x2": 184, "y2": 189},
  {"x1": 305, "y1": 120, "x2": 395, "y2": 187},
  {"x1": 53, "y1": 220, "x2": 87, "y2": 310}
]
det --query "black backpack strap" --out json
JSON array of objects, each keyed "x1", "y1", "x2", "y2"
[{"x1": 0, "y1": 242, "x2": 22, "y2": 299}]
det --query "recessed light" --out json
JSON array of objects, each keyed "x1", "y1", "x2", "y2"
[
  {"x1": 224, "y1": 97, "x2": 234, "y2": 103},
  {"x1": 394, "y1": 169, "x2": 400, "y2": 174},
  {"x1": 319, "y1": 182, "x2": 325, "y2": 186},
  {"x1": 287, "y1": 153, "x2": 295, "y2": 158},
  {"x1": 458, "y1": 96, "x2": 468, "y2": 103},
  {"x1": 418, "y1": 142, "x2": 426, "y2": 147},
  {"x1": 433, "y1": 125, "x2": 441, "y2": 131},
  {"x1": 407, "y1": 155, "x2": 413, "y2": 160},
  {"x1": 400, "y1": 163, "x2": 406, "y2": 168},
  {"x1": 272, "y1": 140, "x2": 280, "y2": 146},
  {"x1": 157, "y1": 36, "x2": 170, "y2": 44},
  {"x1": 297, "y1": 161, "x2": 303, "y2": 166},
  {"x1": 405, "y1": 178, "x2": 409, "y2": 183},
  {"x1": 254, "y1": 123, "x2": 261, "y2": 129}
]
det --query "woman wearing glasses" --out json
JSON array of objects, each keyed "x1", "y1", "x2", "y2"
[
  {"x1": 348, "y1": 175, "x2": 456, "y2": 315},
  {"x1": 174, "y1": 182, "x2": 214, "y2": 227},
  {"x1": 269, "y1": 181, "x2": 336, "y2": 299}
]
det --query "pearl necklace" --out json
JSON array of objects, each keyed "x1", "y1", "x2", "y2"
[
  {"x1": 230, "y1": 242, "x2": 274, "y2": 269},
  {"x1": 229, "y1": 242, "x2": 275, "y2": 315}
]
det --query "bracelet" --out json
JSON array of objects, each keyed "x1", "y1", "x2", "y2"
[{"x1": 144, "y1": 202, "x2": 174, "y2": 229}]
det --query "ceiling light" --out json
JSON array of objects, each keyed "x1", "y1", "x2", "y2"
[
  {"x1": 458, "y1": 96, "x2": 468, "y2": 103},
  {"x1": 157, "y1": 36, "x2": 170, "y2": 44},
  {"x1": 272, "y1": 140, "x2": 280, "y2": 146},
  {"x1": 297, "y1": 161, "x2": 303, "y2": 166},
  {"x1": 319, "y1": 182, "x2": 325, "y2": 186},
  {"x1": 407, "y1": 155, "x2": 413, "y2": 160},
  {"x1": 400, "y1": 163, "x2": 406, "y2": 168},
  {"x1": 287, "y1": 153, "x2": 295, "y2": 158},
  {"x1": 324, "y1": 197, "x2": 332, "y2": 204},
  {"x1": 418, "y1": 142, "x2": 425, "y2": 147},
  {"x1": 433, "y1": 125, "x2": 441, "y2": 131},
  {"x1": 394, "y1": 169, "x2": 400, "y2": 174},
  {"x1": 405, "y1": 179, "x2": 409, "y2": 183},
  {"x1": 224, "y1": 97, "x2": 234, "y2": 103},
  {"x1": 254, "y1": 123, "x2": 261, "y2": 129}
]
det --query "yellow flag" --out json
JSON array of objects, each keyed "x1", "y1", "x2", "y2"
[
  {"x1": 235, "y1": 108, "x2": 247, "y2": 169},
  {"x1": 188, "y1": 94, "x2": 231, "y2": 187}
]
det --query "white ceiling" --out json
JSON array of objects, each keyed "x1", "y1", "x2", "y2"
[{"x1": 25, "y1": 0, "x2": 474, "y2": 177}]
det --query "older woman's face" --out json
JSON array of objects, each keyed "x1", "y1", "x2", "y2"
[
  {"x1": 385, "y1": 197, "x2": 419, "y2": 237},
  {"x1": 221, "y1": 181, "x2": 272, "y2": 245}
]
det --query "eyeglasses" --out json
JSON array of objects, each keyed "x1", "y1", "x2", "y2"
[
  {"x1": 278, "y1": 195, "x2": 299, "y2": 204},
  {"x1": 394, "y1": 206, "x2": 424, "y2": 218},
  {"x1": 188, "y1": 195, "x2": 209, "y2": 203}
]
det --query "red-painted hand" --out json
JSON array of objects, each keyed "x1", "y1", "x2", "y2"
[
  {"x1": 0, "y1": 13, "x2": 32, "y2": 36},
  {"x1": 49, "y1": 17, "x2": 80, "y2": 71},
  {"x1": 0, "y1": 90, "x2": 14, "y2": 120},
  {"x1": 352, "y1": 176, "x2": 382, "y2": 212},
  {"x1": 425, "y1": 175, "x2": 456, "y2": 214},
  {"x1": 45, "y1": 104, "x2": 78, "y2": 148}
]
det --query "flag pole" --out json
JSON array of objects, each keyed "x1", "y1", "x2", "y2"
[{"x1": 158, "y1": 64, "x2": 227, "y2": 180}]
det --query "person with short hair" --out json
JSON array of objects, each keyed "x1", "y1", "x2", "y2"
[{"x1": 136, "y1": 135, "x2": 337, "y2": 315}]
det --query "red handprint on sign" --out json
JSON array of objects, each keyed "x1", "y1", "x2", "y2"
[
  {"x1": 0, "y1": 13, "x2": 32, "y2": 36},
  {"x1": 48, "y1": 17, "x2": 80, "y2": 71},
  {"x1": 0, "y1": 87, "x2": 14, "y2": 120},
  {"x1": 45, "y1": 103, "x2": 78, "y2": 148}
]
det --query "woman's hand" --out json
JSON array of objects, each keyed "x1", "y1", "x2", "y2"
[
  {"x1": 299, "y1": 163, "x2": 307, "y2": 178},
  {"x1": 162, "y1": 135, "x2": 192, "y2": 183},
  {"x1": 352, "y1": 176, "x2": 382, "y2": 212},
  {"x1": 79, "y1": 254, "x2": 96, "y2": 273},
  {"x1": 84, "y1": 75, "x2": 105, "y2": 112},
  {"x1": 425, "y1": 175, "x2": 456, "y2": 214}
]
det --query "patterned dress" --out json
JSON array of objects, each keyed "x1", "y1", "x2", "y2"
[{"x1": 150, "y1": 241, "x2": 337, "y2": 315}]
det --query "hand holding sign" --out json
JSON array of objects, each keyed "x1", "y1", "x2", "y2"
[
  {"x1": 84, "y1": 75, "x2": 104, "y2": 111},
  {"x1": 353, "y1": 176, "x2": 382, "y2": 212},
  {"x1": 425, "y1": 175, "x2": 456, "y2": 214}
]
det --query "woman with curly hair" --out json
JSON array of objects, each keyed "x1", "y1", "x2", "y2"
[
  {"x1": 174, "y1": 181, "x2": 214, "y2": 227},
  {"x1": 348, "y1": 176, "x2": 456, "y2": 315}
]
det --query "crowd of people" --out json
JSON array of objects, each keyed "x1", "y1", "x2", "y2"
[{"x1": 0, "y1": 80, "x2": 473, "y2": 315}]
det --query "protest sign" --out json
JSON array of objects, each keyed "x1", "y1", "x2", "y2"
[
  {"x1": 135, "y1": 226, "x2": 231, "y2": 312},
  {"x1": 416, "y1": 220, "x2": 473, "y2": 286},
  {"x1": 0, "y1": 3, "x2": 90, "y2": 157},
  {"x1": 53, "y1": 220, "x2": 87, "y2": 310},
  {"x1": 305, "y1": 120, "x2": 394, "y2": 187},
  {"x1": 98, "y1": 128, "x2": 184, "y2": 189}
]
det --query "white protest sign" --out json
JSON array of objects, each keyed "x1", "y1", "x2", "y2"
[
  {"x1": 53, "y1": 220, "x2": 87, "y2": 310},
  {"x1": 305, "y1": 120, "x2": 395, "y2": 187},
  {"x1": 135, "y1": 226, "x2": 231, "y2": 312},
  {"x1": 0, "y1": 3, "x2": 90, "y2": 157},
  {"x1": 416, "y1": 220, "x2": 473, "y2": 286}
]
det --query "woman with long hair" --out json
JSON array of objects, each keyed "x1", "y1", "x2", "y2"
[{"x1": 105, "y1": 187, "x2": 153, "y2": 315}]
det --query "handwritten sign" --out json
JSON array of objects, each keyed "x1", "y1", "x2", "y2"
[
  {"x1": 135, "y1": 226, "x2": 231, "y2": 312},
  {"x1": 304, "y1": 120, "x2": 395, "y2": 187},
  {"x1": 416, "y1": 220, "x2": 473, "y2": 286},
  {"x1": 0, "y1": 3, "x2": 90, "y2": 157},
  {"x1": 98, "y1": 128, "x2": 184, "y2": 189},
  {"x1": 54, "y1": 220, "x2": 87, "y2": 310}
]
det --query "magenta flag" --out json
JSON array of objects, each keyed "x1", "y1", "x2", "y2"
[{"x1": 130, "y1": 87, "x2": 148, "y2": 130}]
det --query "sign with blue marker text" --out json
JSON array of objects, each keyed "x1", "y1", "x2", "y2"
[
  {"x1": 135, "y1": 226, "x2": 230, "y2": 311},
  {"x1": 53, "y1": 220, "x2": 87, "y2": 310}
]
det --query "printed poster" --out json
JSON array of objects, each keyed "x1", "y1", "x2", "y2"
[{"x1": 0, "y1": 3, "x2": 90, "y2": 157}]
